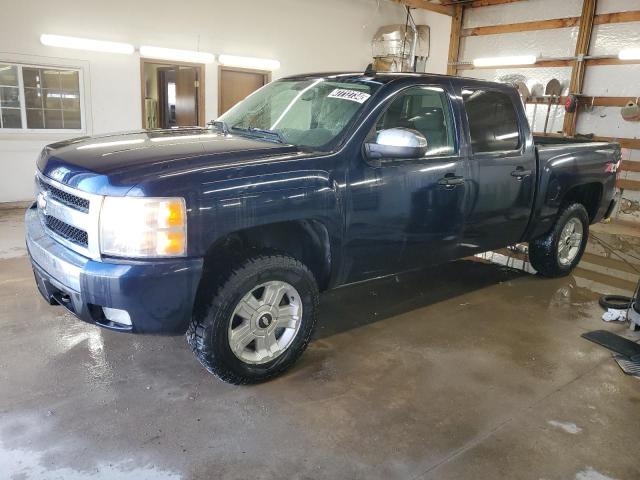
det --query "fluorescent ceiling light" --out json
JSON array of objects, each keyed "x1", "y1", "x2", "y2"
[
  {"x1": 218, "y1": 54, "x2": 280, "y2": 71},
  {"x1": 40, "y1": 34, "x2": 134, "y2": 54},
  {"x1": 472, "y1": 55, "x2": 537, "y2": 67},
  {"x1": 619, "y1": 48, "x2": 640, "y2": 60},
  {"x1": 140, "y1": 45, "x2": 215, "y2": 63}
]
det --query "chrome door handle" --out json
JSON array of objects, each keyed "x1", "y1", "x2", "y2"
[
  {"x1": 511, "y1": 169, "x2": 532, "y2": 179},
  {"x1": 437, "y1": 175, "x2": 465, "y2": 187}
]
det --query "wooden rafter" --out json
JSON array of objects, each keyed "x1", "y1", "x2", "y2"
[
  {"x1": 456, "y1": 59, "x2": 572, "y2": 70},
  {"x1": 446, "y1": 5, "x2": 464, "y2": 75},
  {"x1": 462, "y1": 17, "x2": 580, "y2": 36},
  {"x1": 563, "y1": 0, "x2": 597, "y2": 136},
  {"x1": 461, "y1": 10, "x2": 640, "y2": 37},
  {"x1": 456, "y1": 57, "x2": 640, "y2": 70},
  {"x1": 527, "y1": 96, "x2": 639, "y2": 107},
  {"x1": 622, "y1": 161, "x2": 640, "y2": 172},
  {"x1": 465, "y1": 0, "x2": 525, "y2": 6},
  {"x1": 592, "y1": 136, "x2": 640, "y2": 151},
  {"x1": 391, "y1": 0, "x2": 454, "y2": 15}
]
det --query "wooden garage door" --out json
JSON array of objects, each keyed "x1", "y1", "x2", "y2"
[{"x1": 219, "y1": 67, "x2": 270, "y2": 115}]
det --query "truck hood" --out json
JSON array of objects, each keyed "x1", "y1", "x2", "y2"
[{"x1": 37, "y1": 129, "x2": 301, "y2": 196}]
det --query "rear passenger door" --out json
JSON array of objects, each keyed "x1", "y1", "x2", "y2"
[{"x1": 460, "y1": 87, "x2": 536, "y2": 251}]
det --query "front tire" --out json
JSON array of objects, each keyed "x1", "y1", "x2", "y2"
[
  {"x1": 187, "y1": 254, "x2": 319, "y2": 384},
  {"x1": 528, "y1": 203, "x2": 589, "y2": 278}
]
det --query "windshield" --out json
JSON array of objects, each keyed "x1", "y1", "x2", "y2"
[{"x1": 218, "y1": 78, "x2": 380, "y2": 150}]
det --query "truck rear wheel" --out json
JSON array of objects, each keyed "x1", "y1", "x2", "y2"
[
  {"x1": 186, "y1": 254, "x2": 319, "y2": 384},
  {"x1": 528, "y1": 203, "x2": 589, "y2": 278}
]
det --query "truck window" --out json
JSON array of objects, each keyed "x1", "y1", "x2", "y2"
[
  {"x1": 462, "y1": 89, "x2": 520, "y2": 153},
  {"x1": 376, "y1": 86, "x2": 455, "y2": 157},
  {"x1": 218, "y1": 79, "x2": 380, "y2": 150}
]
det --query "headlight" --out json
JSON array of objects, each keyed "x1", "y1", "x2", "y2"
[{"x1": 99, "y1": 197, "x2": 187, "y2": 258}]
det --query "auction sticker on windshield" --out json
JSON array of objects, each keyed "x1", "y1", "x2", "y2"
[{"x1": 327, "y1": 88, "x2": 371, "y2": 104}]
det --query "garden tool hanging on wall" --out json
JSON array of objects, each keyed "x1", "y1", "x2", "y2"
[{"x1": 543, "y1": 79, "x2": 562, "y2": 134}]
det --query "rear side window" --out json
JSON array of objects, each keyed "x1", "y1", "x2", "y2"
[{"x1": 462, "y1": 89, "x2": 520, "y2": 153}]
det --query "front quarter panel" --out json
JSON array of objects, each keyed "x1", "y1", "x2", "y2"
[{"x1": 194, "y1": 163, "x2": 344, "y2": 255}]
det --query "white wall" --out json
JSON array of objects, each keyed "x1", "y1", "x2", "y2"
[
  {"x1": 0, "y1": 0, "x2": 451, "y2": 202},
  {"x1": 412, "y1": 9, "x2": 453, "y2": 75}
]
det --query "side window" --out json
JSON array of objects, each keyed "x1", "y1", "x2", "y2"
[
  {"x1": 376, "y1": 86, "x2": 455, "y2": 157},
  {"x1": 462, "y1": 89, "x2": 520, "y2": 153}
]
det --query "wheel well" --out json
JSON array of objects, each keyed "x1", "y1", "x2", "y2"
[
  {"x1": 200, "y1": 220, "x2": 332, "y2": 292},
  {"x1": 562, "y1": 183, "x2": 602, "y2": 222}
]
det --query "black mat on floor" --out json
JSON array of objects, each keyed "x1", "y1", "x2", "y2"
[{"x1": 582, "y1": 330, "x2": 640, "y2": 361}]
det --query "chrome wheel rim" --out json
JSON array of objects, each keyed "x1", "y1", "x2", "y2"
[
  {"x1": 557, "y1": 217, "x2": 583, "y2": 266},
  {"x1": 228, "y1": 281, "x2": 303, "y2": 365}
]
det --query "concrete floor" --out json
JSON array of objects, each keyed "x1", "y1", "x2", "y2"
[{"x1": 1, "y1": 207, "x2": 640, "y2": 480}]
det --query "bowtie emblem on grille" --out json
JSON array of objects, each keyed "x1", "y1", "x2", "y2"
[{"x1": 37, "y1": 191, "x2": 48, "y2": 215}]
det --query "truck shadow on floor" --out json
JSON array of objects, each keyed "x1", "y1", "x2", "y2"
[{"x1": 314, "y1": 259, "x2": 528, "y2": 340}]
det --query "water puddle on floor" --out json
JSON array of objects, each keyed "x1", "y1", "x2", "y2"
[
  {"x1": 0, "y1": 439, "x2": 181, "y2": 480},
  {"x1": 475, "y1": 226, "x2": 640, "y2": 299}
]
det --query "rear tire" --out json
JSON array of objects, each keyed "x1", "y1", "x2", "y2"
[
  {"x1": 528, "y1": 203, "x2": 589, "y2": 278},
  {"x1": 186, "y1": 254, "x2": 319, "y2": 385}
]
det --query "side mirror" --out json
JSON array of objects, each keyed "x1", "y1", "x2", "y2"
[{"x1": 364, "y1": 127, "x2": 428, "y2": 161}]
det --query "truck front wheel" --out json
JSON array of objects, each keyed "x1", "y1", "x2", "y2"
[
  {"x1": 528, "y1": 203, "x2": 589, "y2": 277},
  {"x1": 187, "y1": 254, "x2": 319, "y2": 384}
]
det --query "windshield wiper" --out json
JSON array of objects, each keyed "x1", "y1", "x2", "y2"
[
  {"x1": 210, "y1": 120, "x2": 230, "y2": 135},
  {"x1": 232, "y1": 126, "x2": 286, "y2": 144}
]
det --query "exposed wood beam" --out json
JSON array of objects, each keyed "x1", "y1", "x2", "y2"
[
  {"x1": 466, "y1": 0, "x2": 525, "y2": 7},
  {"x1": 592, "y1": 136, "x2": 640, "y2": 150},
  {"x1": 462, "y1": 17, "x2": 579, "y2": 36},
  {"x1": 446, "y1": 5, "x2": 464, "y2": 75},
  {"x1": 586, "y1": 58, "x2": 640, "y2": 67},
  {"x1": 617, "y1": 179, "x2": 640, "y2": 191},
  {"x1": 622, "y1": 161, "x2": 640, "y2": 173},
  {"x1": 563, "y1": 0, "x2": 597, "y2": 136},
  {"x1": 594, "y1": 10, "x2": 640, "y2": 25},
  {"x1": 456, "y1": 58, "x2": 572, "y2": 70},
  {"x1": 456, "y1": 57, "x2": 640, "y2": 70},
  {"x1": 583, "y1": 96, "x2": 640, "y2": 107},
  {"x1": 527, "y1": 96, "x2": 639, "y2": 107},
  {"x1": 461, "y1": 10, "x2": 640, "y2": 37},
  {"x1": 392, "y1": 0, "x2": 454, "y2": 15}
]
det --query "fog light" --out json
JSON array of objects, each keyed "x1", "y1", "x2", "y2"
[{"x1": 102, "y1": 307, "x2": 132, "y2": 326}]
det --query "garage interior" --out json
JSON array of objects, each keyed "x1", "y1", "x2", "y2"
[{"x1": 1, "y1": 0, "x2": 640, "y2": 479}]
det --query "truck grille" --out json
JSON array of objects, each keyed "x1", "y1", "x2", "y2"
[
  {"x1": 36, "y1": 172, "x2": 101, "y2": 259},
  {"x1": 39, "y1": 177, "x2": 90, "y2": 212},
  {"x1": 45, "y1": 215, "x2": 89, "y2": 247}
]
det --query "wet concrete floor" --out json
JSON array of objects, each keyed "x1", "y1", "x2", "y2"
[{"x1": 1, "y1": 208, "x2": 640, "y2": 479}]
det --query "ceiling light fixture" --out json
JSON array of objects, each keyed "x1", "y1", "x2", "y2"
[
  {"x1": 618, "y1": 48, "x2": 640, "y2": 60},
  {"x1": 218, "y1": 54, "x2": 280, "y2": 71},
  {"x1": 139, "y1": 45, "x2": 215, "y2": 64},
  {"x1": 472, "y1": 55, "x2": 537, "y2": 67},
  {"x1": 40, "y1": 34, "x2": 134, "y2": 54}
]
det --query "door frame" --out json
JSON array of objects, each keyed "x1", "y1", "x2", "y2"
[
  {"x1": 140, "y1": 58, "x2": 206, "y2": 128},
  {"x1": 218, "y1": 65, "x2": 271, "y2": 116}
]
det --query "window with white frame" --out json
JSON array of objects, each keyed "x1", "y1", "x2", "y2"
[{"x1": 0, "y1": 63, "x2": 83, "y2": 132}]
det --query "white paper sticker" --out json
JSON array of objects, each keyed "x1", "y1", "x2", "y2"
[{"x1": 327, "y1": 88, "x2": 371, "y2": 104}]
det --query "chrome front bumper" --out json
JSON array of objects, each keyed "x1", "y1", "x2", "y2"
[{"x1": 26, "y1": 205, "x2": 204, "y2": 334}]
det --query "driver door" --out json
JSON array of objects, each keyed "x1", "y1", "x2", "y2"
[{"x1": 344, "y1": 83, "x2": 467, "y2": 282}]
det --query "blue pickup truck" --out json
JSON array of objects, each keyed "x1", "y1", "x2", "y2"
[{"x1": 26, "y1": 71, "x2": 620, "y2": 384}]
